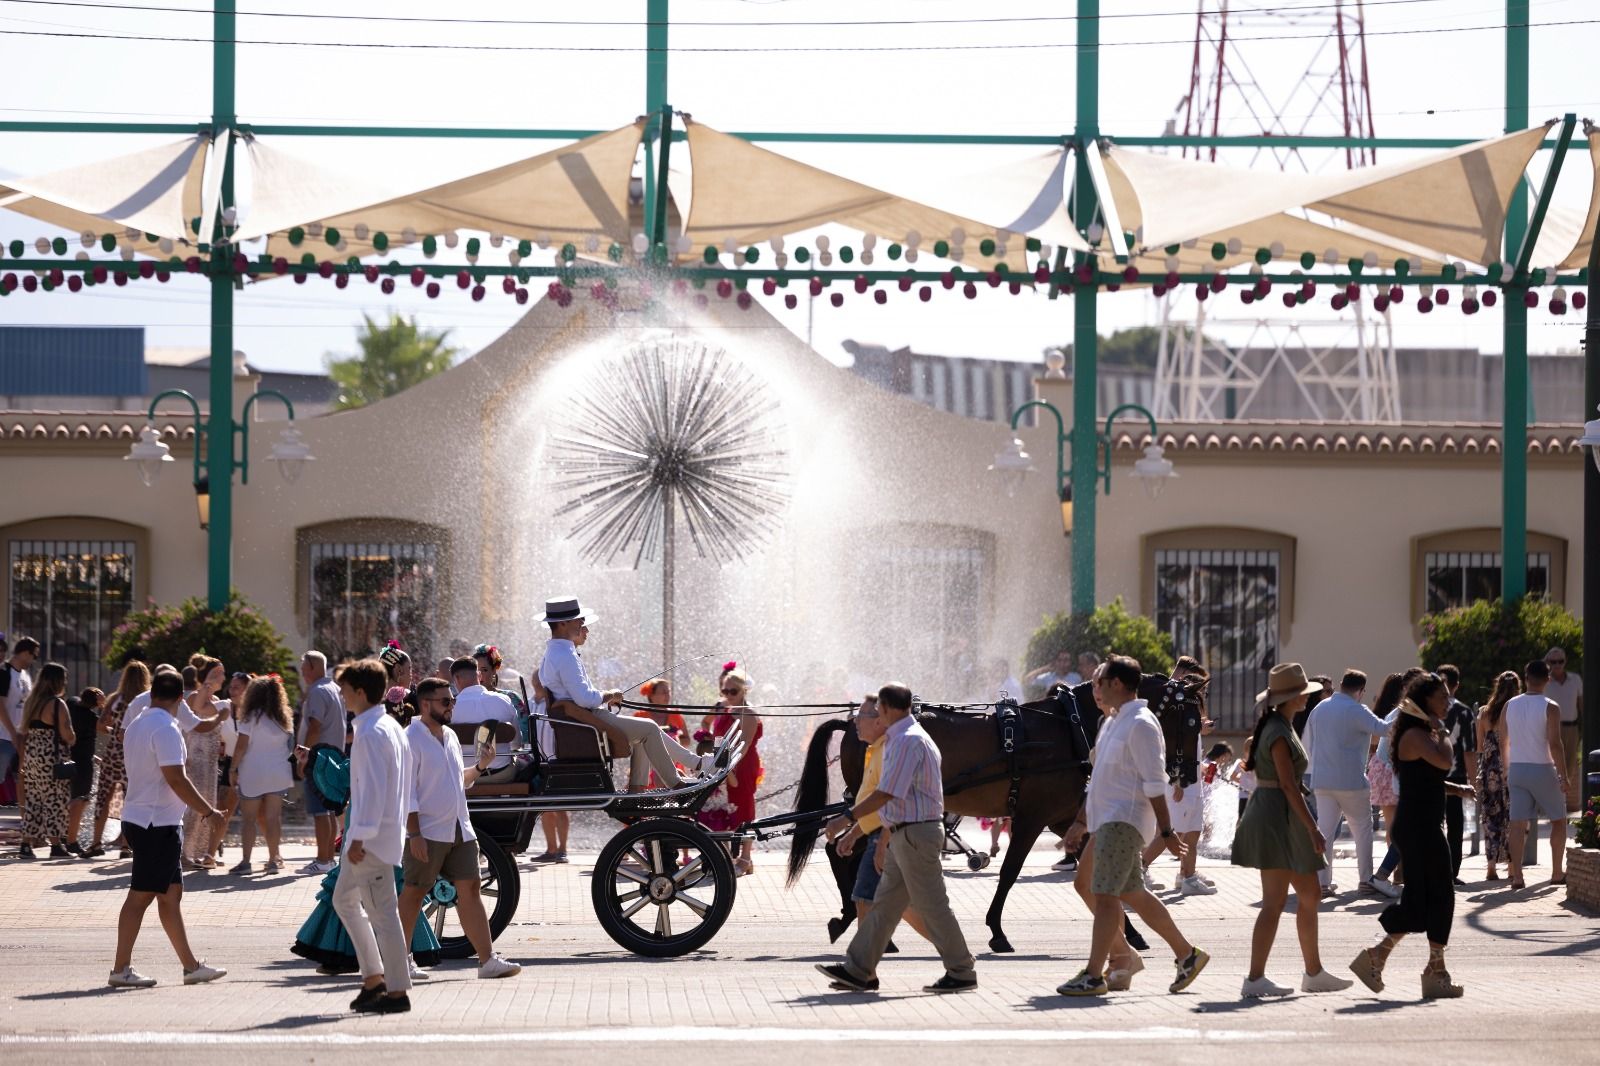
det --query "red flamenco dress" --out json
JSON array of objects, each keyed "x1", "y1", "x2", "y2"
[{"x1": 696, "y1": 712, "x2": 763, "y2": 833}]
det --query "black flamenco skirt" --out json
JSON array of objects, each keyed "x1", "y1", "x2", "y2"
[{"x1": 291, "y1": 862, "x2": 442, "y2": 969}]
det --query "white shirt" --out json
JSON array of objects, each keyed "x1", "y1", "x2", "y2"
[
  {"x1": 538, "y1": 639, "x2": 607, "y2": 708},
  {"x1": 124, "y1": 689, "x2": 202, "y2": 733},
  {"x1": 216, "y1": 700, "x2": 239, "y2": 757},
  {"x1": 405, "y1": 718, "x2": 476, "y2": 845},
  {"x1": 1545, "y1": 673, "x2": 1582, "y2": 725},
  {"x1": 121, "y1": 704, "x2": 190, "y2": 828},
  {"x1": 345, "y1": 704, "x2": 412, "y2": 866},
  {"x1": 1084, "y1": 698, "x2": 1169, "y2": 844},
  {"x1": 451, "y1": 684, "x2": 517, "y2": 770},
  {"x1": 1505, "y1": 692, "x2": 1557, "y2": 766},
  {"x1": 3, "y1": 663, "x2": 32, "y2": 737}
]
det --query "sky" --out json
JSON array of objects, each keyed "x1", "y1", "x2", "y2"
[{"x1": 0, "y1": 0, "x2": 1597, "y2": 376}]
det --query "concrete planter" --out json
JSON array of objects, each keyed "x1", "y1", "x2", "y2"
[{"x1": 1567, "y1": 847, "x2": 1600, "y2": 911}]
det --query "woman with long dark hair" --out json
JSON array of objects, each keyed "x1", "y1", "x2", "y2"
[
  {"x1": 1475, "y1": 671, "x2": 1520, "y2": 881},
  {"x1": 1368, "y1": 667, "x2": 1424, "y2": 896},
  {"x1": 1230, "y1": 663, "x2": 1352, "y2": 997},
  {"x1": 92, "y1": 660, "x2": 150, "y2": 858},
  {"x1": 1350, "y1": 673, "x2": 1474, "y2": 998},
  {"x1": 19, "y1": 662, "x2": 74, "y2": 858}
]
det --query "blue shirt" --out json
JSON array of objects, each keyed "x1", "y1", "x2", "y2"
[{"x1": 1304, "y1": 692, "x2": 1389, "y2": 792}]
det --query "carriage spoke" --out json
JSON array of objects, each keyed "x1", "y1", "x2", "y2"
[
  {"x1": 621, "y1": 891, "x2": 653, "y2": 920},
  {"x1": 654, "y1": 903, "x2": 673, "y2": 938},
  {"x1": 648, "y1": 839, "x2": 666, "y2": 876},
  {"x1": 674, "y1": 891, "x2": 711, "y2": 918},
  {"x1": 614, "y1": 865, "x2": 650, "y2": 887},
  {"x1": 432, "y1": 902, "x2": 447, "y2": 938},
  {"x1": 671, "y1": 855, "x2": 704, "y2": 886}
]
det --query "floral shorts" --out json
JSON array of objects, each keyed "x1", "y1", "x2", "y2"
[{"x1": 1368, "y1": 753, "x2": 1399, "y2": 807}]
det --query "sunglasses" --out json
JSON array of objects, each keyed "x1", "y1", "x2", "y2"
[
  {"x1": 425, "y1": 695, "x2": 456, "y2": 707},
  {"x1": 720, "y1": 687, "x2": 743, "y2": 696}
]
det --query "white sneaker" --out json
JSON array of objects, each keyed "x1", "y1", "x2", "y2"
[
  {"x1": 407, "y1": 955, "x2": 431, "y2": 982},
  {"x1": 478, "y1": 954, "x2": 522, "y2": 979},
  {"x1": 1241, "y1": 976, "x2": 1294, "y2": 998},
  {"x1": 298, "y1": 859, "x2": 336, "y2": 875},
  {"x1": 183, "y1": 961, "x2": 226, "y2": 985},
  {"x1": 108, "y1": 966, "x2": 157, "y2": 989},
  {"x1": 1179, "y1": 875, "x2": 1217, "y2": 896},
  {"x1": 1142, "y1": 868, "x2": 1161, "y2": 890},
  {"x1": 1197, "y1": 874, "x2": 1216, "y2": 886},
  {"x1": 1368, "y1": 876, "x2": 1402, "y2": 899},
  {"x1": 1302, "y1": 969, "x2": 1354, "y2": 993}
]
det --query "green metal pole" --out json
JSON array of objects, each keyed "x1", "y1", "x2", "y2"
[
  {"x1": 1069, "y1": 0, "x2": 1100, "y2": 616},
  {"x1": 1502, "y1": 0, "x2": 1529, "y2": 602},
  {"x1": 642, "y1": 0, "x2": 668, "y2": 249},
  {"x1": 206, "y1": 0, "x2": 237, "y2": 612}
]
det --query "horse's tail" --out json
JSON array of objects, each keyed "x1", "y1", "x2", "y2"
[{"x1": 786, "y1": 718, "x2": 850, "y2": 887}]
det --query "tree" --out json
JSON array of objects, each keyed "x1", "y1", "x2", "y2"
[
  {"x1": 104, "y1": 592, "x2": 302, "y2": 704},
  {"x1": 326, "y1": 313, "x2": 460, "y2": 411},
  {"x1": 1418, "y1": 596, "x2": 1581, "y2": 706},
  {"x1": 1023, "y1": 598, "x2": 1175, "y2": 679}
]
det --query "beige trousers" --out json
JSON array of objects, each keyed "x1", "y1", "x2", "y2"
[
  {"x1": 844, "y1": 820, "x2": 976, "y2": 981},
  {"x1": 591, "y1": 707, "x2": 700, "y2": 790}
]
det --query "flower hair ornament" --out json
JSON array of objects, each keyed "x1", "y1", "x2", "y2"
[
  {"x1": 722, "y1": 660, "x2": 737, "y2": 674},
  {"x1": 379, "y1": 640, "x2": 409, "y2": 668},
  {"x1": 474, "y1": 643, "x2": 504, "y2": 670}
]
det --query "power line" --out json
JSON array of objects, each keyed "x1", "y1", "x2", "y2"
[{"x1": 0, "y1": 17, "x2": 1591, "y2": 53}]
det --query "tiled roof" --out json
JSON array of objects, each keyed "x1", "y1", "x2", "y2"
[
  {"x1": 0, "y1": 412, "x2": 196, "y2": 444},
  {"x1": 1105, "y1": 422, "x2": 1582, "y2": 458}
]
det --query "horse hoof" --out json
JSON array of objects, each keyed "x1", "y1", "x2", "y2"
[{"x1": 989, "y1": 935, "x2": 1014, "y2": 954}]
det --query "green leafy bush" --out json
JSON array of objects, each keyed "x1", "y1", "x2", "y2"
[
  {"x1": 1024, "y1": 598, "x2": 1174, "y2": 678},
  {"x1": 1418, "y1": 596, "x2": 1582, "y2": 705},
  {"x1": 104, "y1": 592, "x2": 301, "y2": 703}
]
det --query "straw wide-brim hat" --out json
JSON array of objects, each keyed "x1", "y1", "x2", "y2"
[
  {"x1": 534, "y1": 596, "x2": 598, "y2": 625},
  {"x1": 1255, "y1": 663, "x2": 1323, "y2": 707}
]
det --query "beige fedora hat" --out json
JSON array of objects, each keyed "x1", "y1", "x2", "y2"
[{"x1": 1255, "y1": 662, "x2": 1323, "y2": 707}]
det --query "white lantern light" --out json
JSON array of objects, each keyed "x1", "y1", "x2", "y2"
[
  {"x1": 1130, "y1": 442, "x2": 1178, "y2": 499},
  {"x1": 124, "y1": 425, "x2": 173, "y2": 486},
  {"x1": 266, "y1": 424, "x2": 315, "y2": 484},
  {"x1": 987, "y1": 436, "x2": 1035, "y2": 497},
  {"x1": 1043, "y1": 347, "x2": 1067, "y2": 379}
]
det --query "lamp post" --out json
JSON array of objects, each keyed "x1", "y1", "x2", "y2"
[
  {"x1": 993, "y1": 399, "x2": 1175, "y2": 614},
  {"x1": 1576, "y1": 226, "x2": 1600, "y2": 808},
  {"x1": 125, "y1": 386, "x2": 313, "y2": 609}
]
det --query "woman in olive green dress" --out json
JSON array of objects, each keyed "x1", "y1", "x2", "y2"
[{"x1": 1232, "y1": 663, "x2": 1353, "y2": 998}]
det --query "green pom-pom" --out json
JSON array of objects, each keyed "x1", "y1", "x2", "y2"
[
  {"x1": 840, "y1": 246, "x2": 854, "y2": 263},
  {"x1": 980, "y1": 238, "x2": 996, "y2": 257},
  {"x1": 561, "y1": 242, "x2": 577, "y2": 262},
  {"x1": 744, "y1": 246, "x2": 759, "y2": 264},
  {"x1": 1166, "y1": 244, "x2": 1181, "y2": 256},
  {"x1": 422, "y1": 235, "x2": 437, "y2": 257},
  {"x1": 1300, "y1": 251, "x2": 1316, "y2": 269},
  {"x1": 1348, "y1": 257, "x2": 1363, "y2": 274},
  {"x1": 101, "y1": 233, "x2": 117, "y2": 252},
  {"x1": 7, "y1": 240, "x2": 21, "y2": 258},
  {"x1": 1440, "y1": 262, "x2": 1457, "y2": 281},
  {"x1": 933, "y1": 239, "x2": 950, "y2": 257},
  {"x1": 1254, "y1": 247, "x2": 1271, "y2": 265},
  {"x1": 795, "y1": 247, "x2": 811, "y2": 264},
  {"x1": 1394, "y1": 258, "x2": 1410, "y2": 276},
  {"x1": 692, "y1": 276, "x2": 706, "y2": 290},
  {"x1": 1026, "y1": 237, "x2": 1041, "y2": 252},
  {"x1": 1210, "y1": 241, "x2": 1226, "y2": 261},
  {"x1": 776, "y1": 275, "x2": 789, "y2": 288},
  {"x1": 300, "y1": 252, "x2": 316, "y2": 268},
  {"x1": 887, "y1": 243, "x2": 902, "y2": 260},
  {"x1": 518, "y1": 240, "x2": 532, "y2": 257},
  {"x1": 323, "y1": 227, "x2": 339, "y2": 246},
  {"x1": 466, "y1": 237, "x2": 481, "y2": 256},
  {"x1": 288, "y1": 227, "x2": 305, "y2": 246},
  {"x1": 373, "y1": 232, "x2": 389, "y2": 252},
  {"x1": 51, "y1": 236, "x2": 67, "y2": 256},
  {"x1": 734, "y1": 276, "x2": 748, "y2": 291},
  {"x1": 700, "y1": 245, "x2": 716, "y2": 264},
  {"x1": 608, "y1": 242, "x2": 623, "y2": 262},
  {"x1": 346, "y1": 256, "x2": 361, "y2": 269},
  {"x1": 41, "y1": 278, "x2": 54, "y2": 291}
]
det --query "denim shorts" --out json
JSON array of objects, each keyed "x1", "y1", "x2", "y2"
[
  {"x1": 850, "y1": 829, "x2": 884, "y2": 903},
  {"x1": 302, "y1": 776, "x2": 335, "y2": 816}
]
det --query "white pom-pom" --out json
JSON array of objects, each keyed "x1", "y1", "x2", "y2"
[
  {"x1": 80, "y1": 231, "x2": 96, "y2": 248},
  {"x1": 860, "y1": 250, "x2": 874, "y2": 265},
  {"x1": 1362, "y1": 250, "x2": 1378, "y2": 268},
  {"x1": 1225, "y1": 237, "x2": 1242, "y2": 255},
  {"x1": 905, "y1": 247, "x2": 919, "y2": 264},
  {"x1": 444, "y1": 232, "x2": 459, "y2": 249},
  {"x1": 1269, "y1": 241, "x2": 1285, "y2": 258},
  {"x1": 1164, "y1": 255, "x2": 1180, "y2": 272},
  {"x1": 401, "y1": 227, "x2": 417, "y2": 244},
  {"x1": 34, "y1": 237, "x2": 50, "y2": 254},
  {"x1": 120, "y1": 246, "x2": 135, "y2": 261},
  {"x1": 950, "y1": 226, "x2": 967, "y2": 246},
  {"x1": 819, "y1": 251, "x2": 833, "y2": 267},
  {"x1": 306, "y1": 222, "x2": 323, "y2": 239},
  {"x1": 159, "y1": 237, "x2": 175, "y2": 254},
  {"x1": 353, "y1": 223, "x2": 369, "y2": 240},
  {"x1": 489, "y1": 233, "x2": 504, "y2": 248},
  {"x1": 861, "y1": 233, "x2": 877, "y2": 250},
  {"x1": 632, "y1": 232, "x2": 650, "y2": 254},
  {"x1": 905, "y1": 229, "x2": 922, "y2": 248},
  {"x1": 770, "y1": 235, "x2": 785, "y2": 253},
  {"x1": 1323, "y1": 247, "x2": 1339, "y2": 265},
  {"x1": 816, "y1": 234, "x2": 831, "y2": 252}
]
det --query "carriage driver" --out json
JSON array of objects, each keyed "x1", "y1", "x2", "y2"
[{"x1": 537, "y1": 596, "x2": 717, "y2": 792}]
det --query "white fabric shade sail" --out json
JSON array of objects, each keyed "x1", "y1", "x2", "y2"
[{"x1": 0, "y1": 133, "x2": 217, "y2": 251}]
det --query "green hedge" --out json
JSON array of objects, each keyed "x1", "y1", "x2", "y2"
[
  {"x1": 1418, "y1": 596, "x2": 1581, "y2": 706},
  {"x1": 1024, "y1": 598, "x2": 1175, "y2": 679},
  {"x1": 104, "y1": 592, "x2": 301, "y2": 703}
]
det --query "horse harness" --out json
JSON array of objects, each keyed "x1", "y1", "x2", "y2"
[{"x1": 925, "y1": 692, "x2": 1094, "y2": 817}]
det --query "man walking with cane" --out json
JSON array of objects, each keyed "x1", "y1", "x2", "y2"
[{"x1": 817, "y1": 683, "x2": 977, "y2": 994}]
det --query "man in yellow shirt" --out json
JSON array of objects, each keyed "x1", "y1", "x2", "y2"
[{"x1": 830, "y1": 696, "x2": 929, "y2": 946}]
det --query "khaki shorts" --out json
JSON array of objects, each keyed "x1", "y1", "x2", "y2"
[
  {"x1": 1089, "y1": 821, "x2": 1146, "y2": 897},
  {"x1": 401, "y1": 831, "x2": 480, "y2": 887}
]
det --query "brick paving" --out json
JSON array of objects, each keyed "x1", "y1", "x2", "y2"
[{"x1": 0, "y1": 829, "x2": 1592, "y2": 1064}]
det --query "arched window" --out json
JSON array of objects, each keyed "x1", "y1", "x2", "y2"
[
  {"x1": 296, "y1": 519, "x2": 449, "y2": 664},
  {"x1": 1142, "y1": 527, "x2": 1297, "y2": 731},
  {"x1": 1412, "y1": 528, "x2": 1566, "y2": 617},
  {"x1": 2, "y1": 517, "x2": 147, "y2": 691}
]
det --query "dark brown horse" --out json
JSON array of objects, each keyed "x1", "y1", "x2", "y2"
[{"x1": 786, "y1": 672, "x2": 1206, "y2": 953}]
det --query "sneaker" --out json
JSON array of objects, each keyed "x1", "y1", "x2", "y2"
[
  {"x1": 1321, "y1": 883, "x2": 1339, "y2": 900},
  {"x1": 17, "y1": 844, "x2": 35, "y2": 861},
  {"x1": 229, "y1": 861, "x2": 253, "y2": 875},
  {"x1": 1241, "y1": 976, "x2": 1294, "y2": 998},
  {"x1": 84, "y1": 844, "x2": 106, "y2": 859},
  {"x1": 1051, "y1": 856, "x2": 1078, "y2": 872},
  {"x1": 49, "y1": 844, "x2": 69, "y2": 858},
  {"x1": 298, "y1": 859, "x2": 337, "y2": 876},
  {"x1": 407, "y1": 956, "x2": 431, "y2": 982},
  {"x1": 108, "y1": 966, "x2": 158, "y2": 989},
  {"x1": 1179, "y1": 876, "x2": 1218, "y2": 896},
  {"x1": 1368, "y1": 876, "x2": 1402, "y2": 899},
  {"x1": 350, "y1": 983, "x2": 386, "y2": 1011},
  {"x1": 478, "y1": 954, "x2": 522, "y2": 979},
  {"x1": 368, "y1": 993, "x2": 411, "y2": 1014},
  {"x1": 1197, "y1": 874, "x2": 1216, "y2": 886},
  {"x1": 64, "y1": 842, "x2": 85, "y2": 858},
  {"x1": 183, "y1": 961, "x2": 226, "y2": 985},
  {"x1": 1057, "y1": 969, "x2": 1108, "y2": 996},
  {"x1": 1142, "y1": 868, "x2": 1161, "y2": 891},
  {"x1": 1170, "y1": 947, "x2": 1210, "y2": 993},
  {"x1": 554, "y1": 852, "x2": 569, "y2": 864},
  {"x1": 1302, "y1": 969, "x2": 1354, "y2": 993},
  {"x1": 923, "y1": 974, "x2": 978, "y2": 994},
  {"x1": 815, "y1": 963, "x2": 877, "y2": 992}
]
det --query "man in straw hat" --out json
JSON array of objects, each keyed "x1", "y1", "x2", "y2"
[
  {"x1": 536, "y1": 597, "x2": 717, "y2": 791},
  {"x1": 1057, "y1": 655, "x2": 1210, "y2": 997}
]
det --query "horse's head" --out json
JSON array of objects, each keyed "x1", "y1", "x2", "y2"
[{"x1": 1141, "y1": 671, "x2": 1209, "y2": 786}]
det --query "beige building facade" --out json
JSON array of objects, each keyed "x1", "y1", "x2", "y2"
[{"x1": 0, "y1": 291, "x2": 1585, "y2": 728}]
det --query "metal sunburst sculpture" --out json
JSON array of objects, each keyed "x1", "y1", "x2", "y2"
[{"x1": 550, "y1": 337, "x2": 790, "y2": 665}]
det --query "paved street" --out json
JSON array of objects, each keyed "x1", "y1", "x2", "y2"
[{"x1": 0, "y1": 833, "x2": 1593, "y2": 1065}]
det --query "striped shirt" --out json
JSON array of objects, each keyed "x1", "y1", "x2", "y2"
[{"x1": 875, "y1": 714, "x2": 944, "y2": 826}]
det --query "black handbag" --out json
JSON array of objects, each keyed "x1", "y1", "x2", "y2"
[{"x1": 51, "y1": 719, "x2": 75, "y2": 780}]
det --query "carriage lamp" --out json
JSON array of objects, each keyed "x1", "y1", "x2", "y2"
[
  {"x1": 266, "y1": 424, "x2": 316, "y2": 483},
  {"x1": 194, "y1": 477, "x2": 211, "y2": 531},
  {"x1": 1059, "y1": 478, "x2": 1074, "y2": 536},
  {"x1": 988, "y1": 436, "x2": 1035, "y2": 497},
  {"x1": 1578, "y1": 404, "x2": 1600, "y2": 473},
  {"x1": 124, "y1": 424, "x2": 174, "y2": 486},
  {"x1": 1129, "y1": 442, "x2": 1178, "y2": 498}
]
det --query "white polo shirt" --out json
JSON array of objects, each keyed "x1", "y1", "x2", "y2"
[{"x1": 405, "y1": 718, "x2": 476, "y2": 845}]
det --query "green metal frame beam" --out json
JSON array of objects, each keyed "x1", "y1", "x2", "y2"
[
  {"x1": 1069, "y1": 0, "x2": 1100, "y2": 617},
  {"x1": 206, "y1": 0, "x2": 237, "y2": 612},
  {"x1": 1502, "y1": 0, "x2": 1531, "y2": 604},
  {"x1": 1514, "y1": 113, "x2": 1578, "y2": 277}
]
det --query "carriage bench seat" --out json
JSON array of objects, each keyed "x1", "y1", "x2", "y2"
[{"x1": 466, "y1": 782, "x2": 533, "y2": 798}]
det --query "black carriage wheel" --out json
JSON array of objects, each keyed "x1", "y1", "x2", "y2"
[
  {"x1": 592, "y1": 818, "x2": 737, "y2": 958},
  {"x1": 426, "y1": 834, "x2": 522, "y2": 960}
]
